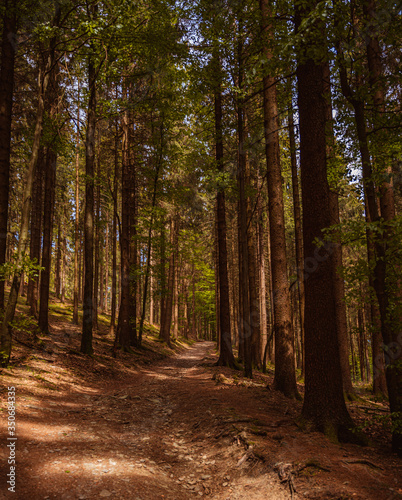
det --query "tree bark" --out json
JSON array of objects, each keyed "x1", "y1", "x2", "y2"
[
  {"x1": 257, "y1": 193, "x2": 268, "y2": 367},
  {"x1": 73, "y1": 84, "x2": 80, "y2": 324},
  {"x1": 0, "y1": 31, "x2": 57, "y2": 364},
  {"x1": 329, "y1": 191, "x2": 356, "y2": 398},
  {"x1": 38, "y1": 54, "x2": 59, "y2": 334},
  {"x1": 0, "y1": 1, "x2": 16, "y2": 311},
  {"x1": 337, "y1": 7, "x2": 401, "y2": 452},
  {"x1": 260, "y1": 0, "x2": 298, "y2": 397},
  {"x1": 288, "y1": 95, "x2": 305, "y2": 378},
  {"x1": 93, "y1": 137, "x2": 100, "y2": 331},
  {"x1": 246, "y1": 157, "x2": 261, "y2": 369},
  {"x1": 55, "y1": 223, "x2": 61, "y2": 299},
  {"x1": 160, "y1": 216, "x2": 178, "y2": 346},
  {"x1": 38, "y1": 147, "x2": 57, "y2": 334},
  {"x1": 159, "y1": 225, "x2": 167, "y2": 337},
  {"x1": 322, "y1": 61, "x2": 356, "y2": 399},
  {"x1": 128, "y1": 110, "x2": 137, "y2": 347},
  {"x1": 296, "y1": 2, "x2": 354, "y2": 438},
  {"x1": 364, "y1": 0, "x2": 402, "y2": 455},
  {"x1": 81, "y1": 34, "x2": 97, "y2": 355},
  {"x1": 102, "y1": 217, "x2": 108, "y2": 313},
  {"x1": 213, "y1": 58, "x2": 236, "y2": 368},
  {"x1": 236, "y1": 26, "x2": 252, "y2": 378},
  {"x1": 138, "y1": 124, "x2": 162, "y2": 344},
  {"x1": 119, "y1": 107, "x2": 133, "y2": 350},
  {"x1": 109, "y1": 125, "x2": 118, "y2": 336},
  {"x1": 27, "y1": 148, "x2": 44, "y2": 318}
]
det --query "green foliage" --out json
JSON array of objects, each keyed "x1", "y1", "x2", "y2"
[
  {"x1": 0, "y1": 256, "x2": 43, "y2": 283},
  {"x1": 10, "y1": 313, "x2": 40, "y2": 339}
]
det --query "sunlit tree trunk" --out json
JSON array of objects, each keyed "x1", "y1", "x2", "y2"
[
  {"x1": 261, "y1": 0, "x2": 298, "y2": 397},
  {"x1": 257, "y1": 192, "x2": 268, "y2": 366},
  {"x1": 27, "y1": 149, "x2": 44, "y2": 318}
]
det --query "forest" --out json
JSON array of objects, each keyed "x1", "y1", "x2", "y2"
[{"x1": 0, "y1": 0, "x2": 402, "y2": 497}]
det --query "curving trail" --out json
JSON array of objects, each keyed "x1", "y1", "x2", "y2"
[{"x1": 2, "y1": 339, "x2": 401, "y2": 499}]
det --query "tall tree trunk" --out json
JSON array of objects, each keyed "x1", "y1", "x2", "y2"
[
  {"x1": 150, "y1": 247, "x2": 154, "y2": 325},
  {"x1": 103, "y1": 217, "x2": 109, "y2": 313},
  {"x1": 364, "y1": 0, "x2": 402, "y2": 456},
  {"x1": 329, "y1": 191, "x2": 356, "y2": 398},
  {"x1": 128, "y1": 111, "x2": 137, "y2": 346},
  {"x1": 138, "y1": 126, "x2": 162, "y2": 344},
  {"x1": 160, "y1": 216, "x2": 178, "y2": 346},
  {"x1": 322, "y1": 62, "x2": 355, "y2": 399},
  {"x1": 368, "y1": 227, "x2": 387, "y2": 395},
  {"x1": 214, "y1": 210, "x2": 220, "y2": 351},
  {"x1": 78, "y1": 232, "x2": 83, "y2": 303},
  {"x1": 55, "y1": 223, "x2": 61, "y2": 298},
  {"x1": 38, "y1": 56, "x2": 59, "y2": 334},
  {"x1": 191, "y1": 267, "x2": 196, "y2": 339},
  {"x1": 81, "y1": 33, "x2": 97, "y2": 355},
  {"x1": 173, "y1": 259, "x2": 179, "y2": 339},
  {"x1": 229, "y1": 217, "x2": 238, "y2": 349},
  {"x1": 257, "y1": 194, "x2": 268, "y2": 367},
  {"x1": 159, "y1": 225, "x2": 167, "y2": 336},
  {"x1": 109, "y1": 127, "x2": 118, "y2": 336},
  {"x1": 213, "y1": 56, "x2": 236, "y2": 368},
  {"x1": 93, "y1": 139, "x2": 100, "y2": 331},
  {"x1": 337, "y1": 8, "x2": 401, "y2": 452},
  {"x1": 38, "y1": 148, "x2": 57, "y2": 333},
  {"x1": 246, "y1": 157, "x2": 261, "y2": 369},
  {"x1": 60, "y1": 216, "x2": 66, "y2": 303},
  {"x1": 27, "y1": 148, "x2": 44, "y2": 318},
  {"x1": 237, "y1": 28, "x2": 252, "y2": 378},
  {"x1": 119, "y1": 106, "x2": 136, "y2": 349},
  {"x1": 73, "y1": 84, "x2": 80, "y2": 324},
  {"x1": 260, "y1": 0, "x2": 298, "y2": 397},
  {"x1": 0, "y1": 1, "x2": 16, "y2": 311},
  {"x1": 288, "y1": 93, "x2": 305, "y2": 378},
  {"x1": 296, "y1": 2, "x2": 354, "y2": 439},
  {"x1": 249, "y1": 208, "x2": 261, "y2": 369}
]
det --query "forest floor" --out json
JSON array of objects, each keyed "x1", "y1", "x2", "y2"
[{"x1": 1, "y1": 299, "x2": 402, "y2": 500}]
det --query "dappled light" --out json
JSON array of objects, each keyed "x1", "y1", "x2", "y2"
[{"x1": 1, "y1": 0, "x2": 402, "y2": 497}]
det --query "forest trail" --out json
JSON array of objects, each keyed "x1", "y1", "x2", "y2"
[{"x1": 1, "y1": 338, "x2": 402, "y2": 500}]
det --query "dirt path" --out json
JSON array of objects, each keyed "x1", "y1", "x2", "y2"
[{"x1": 2, "y1": 340, "x2": 402, "y2": 499}]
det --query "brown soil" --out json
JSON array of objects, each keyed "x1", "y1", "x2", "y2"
[{"x1": 1, "y1": 307, "x2": 402, "y2": 500}]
